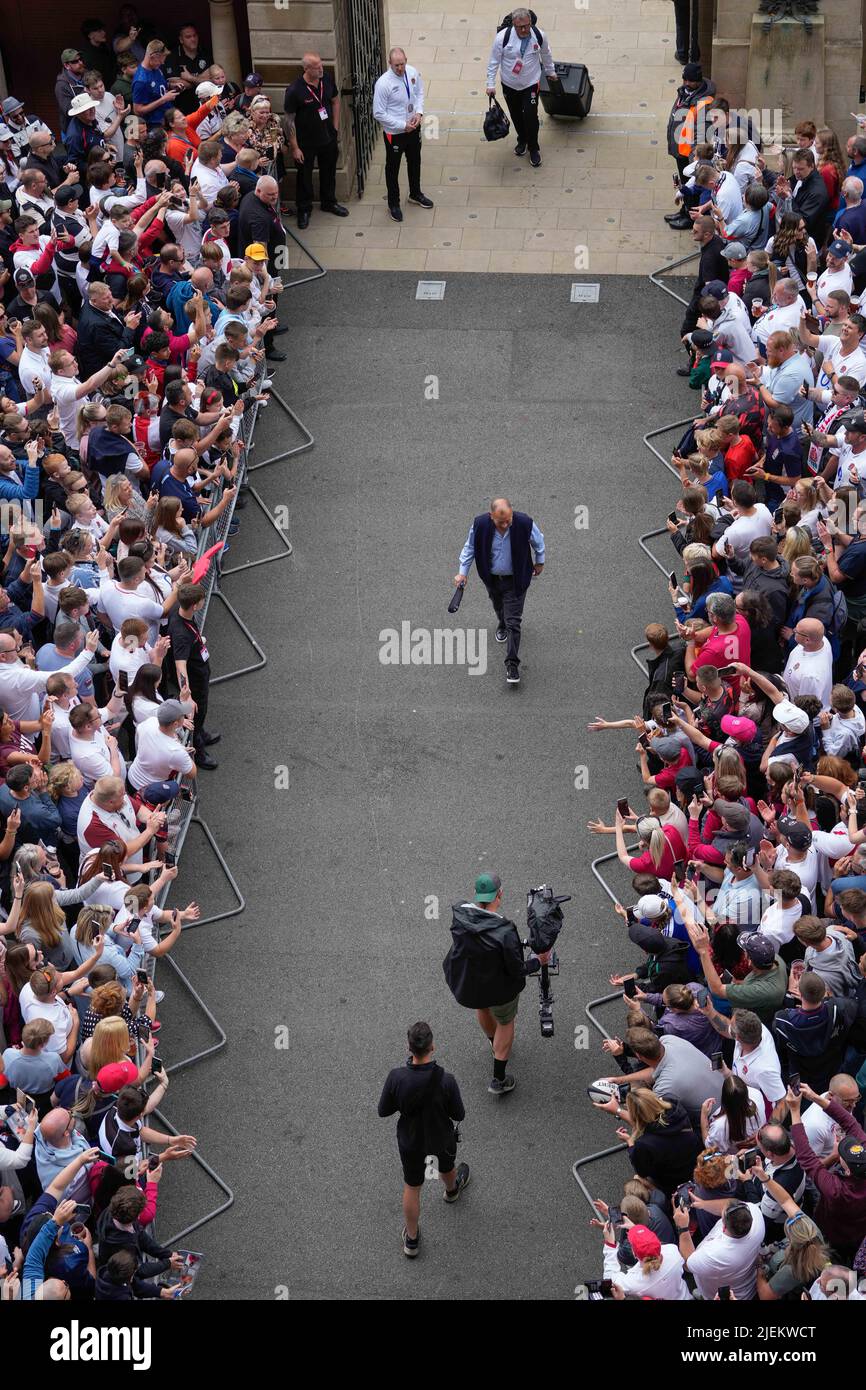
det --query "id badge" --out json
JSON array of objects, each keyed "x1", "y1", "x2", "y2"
[
  {"x1": 407, "y1": 102, "x2": 414, "y2": 112},
  {"x1": 511, "y1": 59, "x2": 523, "y2": 75},
  {"x1": 200, "y1": 644, "x2": 210, "y2": 661},
  {"x1": 318, "y1": 106, "x2": 328, "y2": 120}
]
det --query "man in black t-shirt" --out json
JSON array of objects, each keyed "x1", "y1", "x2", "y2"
[
  {"x1": 168, "y1": 581, "x2": 218, "y2": 769},
  {"x1": 377, "y1": 1021, "x2": 469, "y2": 1258},
  {"x1": 284, "y1": 53, "x2": 348, "y2": 231}
]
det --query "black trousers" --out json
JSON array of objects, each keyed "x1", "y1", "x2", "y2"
[
  {"x1": 501, "y1": 82, "x2": 540, "y2": 152},
  {"x1": 384, "y1": 128, "x2": 422, "y2": 207},
  {"x1": 189, "y1": 672, "x2": 210, "y2": 751},
  {"x1": 485, "y1": 574, "x2": 527, "y2": 668},
  {"x1": 673, "y1": 0, "x2": 700, "y2": 59},
  {"x1": 294, "y1": 137, "x2": 338, "y2": 211}
]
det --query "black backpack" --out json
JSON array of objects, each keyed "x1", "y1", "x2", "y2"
[{"x1": 498, "y1": 10, "x2": 543, "y2": 48}]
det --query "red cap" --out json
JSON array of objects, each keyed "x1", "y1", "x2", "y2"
[
  {"x1": 628, "y1": 1224, "x2": 662, "y2": 1259},
  {"x1": 96, "y1": 1060, "x2": 139, "y2": 1092}
]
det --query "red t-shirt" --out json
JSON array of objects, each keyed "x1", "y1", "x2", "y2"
[
  {"x1": 654, "y1": 745, "x2": 694, "y2": 791},
  {"x1": 724, "y1": 436, "x2": 758, "y2": 484},
  {"x1": 628, "y1": 823, "x2": 688, "y2": 879},
  {"x1": 693, "y1": 614, "x2": 752, "y2": 692}
]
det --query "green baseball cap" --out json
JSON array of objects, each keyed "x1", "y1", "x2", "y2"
[{"x1": 475, "y1": 872, "x2": 501, "y2": 903}]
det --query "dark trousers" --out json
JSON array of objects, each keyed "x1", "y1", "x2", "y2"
[
  {"x1": 485, "y1": 574, "x2": 527, "y2": 668},
  {"x1": 294, "y1": 137, "x2": 338, "y2": 212},
  {"x1": 384, "y1": 128, "x2": 422, "y2": 207},
  {"x1": 189, "y1": 673, "x2": 210, "y2": 751},
  {"x1": 501, "y1": 82, "x2": 540, "y2": 152},
  {"x1": 673, "y1": 0, "x2": 700, "y2": 59}
]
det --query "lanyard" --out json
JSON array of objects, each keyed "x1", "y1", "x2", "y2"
[
  {"x1": 305, "y1": 80, "x2": 323, "y2": 104},
  {"x1": 402, "y1": 74, "x2": 410, "y2": 100}
]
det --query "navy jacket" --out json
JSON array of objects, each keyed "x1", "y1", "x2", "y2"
[{"x1": 472, "y1": 510, "x2": 534, "y2": 596}]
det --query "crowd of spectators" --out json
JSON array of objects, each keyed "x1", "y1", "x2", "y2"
[
  {"x1": 581, "y1": 78, "x2": 866, "y2": 1302},
  {"x1": 0, "y1": 8, "x2": 283, "y2": 1302}
]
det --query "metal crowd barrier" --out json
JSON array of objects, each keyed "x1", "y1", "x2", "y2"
[
  {"x1": 570, "y1": 247, "x2": 702, "y2": 1209},
  {"x1": 131, "y1": 293, "x2": 320, "y2": 1249}
]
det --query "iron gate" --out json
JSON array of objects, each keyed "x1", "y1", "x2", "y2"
[{"x1": 343, "y1": 0, "x2": 385, "y2": 196}]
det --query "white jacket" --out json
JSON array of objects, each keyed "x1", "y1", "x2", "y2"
[
  {"x1": 486, "y1": 25, "x2": 555, "y2": 92},
  {"x1": 373, "y1": 65, "x2": 425, "y2": 137}
]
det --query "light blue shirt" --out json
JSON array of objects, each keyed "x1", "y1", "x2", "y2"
[
  {"x1": 760, "y1": 353, "x2": 814, "y2": 434},
  {"x1": 459, "y1": 519, "x2": 545, "y2": 577}
]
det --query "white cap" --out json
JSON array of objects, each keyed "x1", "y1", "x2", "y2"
[
  {"x1": 0, "y1": 124, "x2": 13, "y2": 142},
  {"x1": 196, "y1": 81, "x2": 222, "y2": 100},
  {"x1": 772, "y1": 699, "x2": 809, "y2": 734}
]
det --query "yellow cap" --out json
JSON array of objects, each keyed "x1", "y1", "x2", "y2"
[{"x1": 244, "y1": 242, "x2": 268, "y2": 261}]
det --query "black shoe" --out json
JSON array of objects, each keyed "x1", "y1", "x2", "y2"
[
  {"x1": 297, "y1": 209, "x2": 310, "y2": 230},
  {"x1": 668, "y1": 214, "x2": 692, "y2": 230},
  {"x1": 529, "y1": 150, "x2": 542, "y2": 168},
  {"x1": 676, "y1": 364, "x2": 691, "y2": 376},
  {"x1": 322, "y1": 202, "x2": 349, "y2": 217},
  {"x1": 200, "y1": 731, "x2": 221, "y2": 747},
  {"x1": 195, "y1": 751, "x2": 219, "y2": 770},
  {"x1": 266, "y1": 349, "x2": 287, "y2": 363},
  {"x1": 389, "y1": 204, "x2": 403, "y2": 222},
  {"x1": 271, "y1": 325, "x2": 288, "y2": 335},
  {"x1": 401, "y1": 1226, "x2": 420, "y2": 1257},
  {"x1": 664, "y1": 211, "x2": 683, "y2": 223},
  {"x1": 495, "y1": 625, "x2": 507, "y2": 643},
  {"x1": 443, "y1": 1163, "x2": 471, "y2": 1202},
  {"x1": 505, "y1": 662, "x2": 520, "y2": 685},
  {"x1": 514, "y1": 141, "x2": 526, "y2": 156},
  {"x1": 408, "y1": 192, "x2": 434, "y2": 208},
  {"x1": 675, "y1": 50, "x2": 688, "y2": 62}
]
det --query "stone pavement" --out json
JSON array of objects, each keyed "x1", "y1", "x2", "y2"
[{"x1": 295, "y1": 0, "x2": 697, "y2": 275}]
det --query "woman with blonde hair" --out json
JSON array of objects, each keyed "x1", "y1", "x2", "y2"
[
  {"x1": 71, "y1": 902, "x2": 144, "y2": 992},
  {"x1": 614, "y1": 810, "x2": 686, "y2": 881},
  {"x1": 75, "y1": 401, "x2": 107, "y2": 468},
  {"x1": 245, "y1": 94, "x2": 285, "y2": 173},
  {"x1": 593, "y1": 1085, "x2": 703, "y2": 1195},
  {"x1": 84, "y1": 1014, "x2": 134, "y2": 1073},
  {"x1": 781, "y1": 525, "x2": 812, "y2": 567},
  {"x1": 103, "y1": 473, "x2": 150, "y2": 526},
  {"x1": 16, "y1": 877, "x2": 105, "y2": 970},
  {"x1": 755, "y1": 1174, "x2": 832, "y2": 1299}
]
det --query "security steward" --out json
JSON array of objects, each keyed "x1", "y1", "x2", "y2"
[
  {"x1": 665, "y1": 62, "x2": 716, "y2": 229},
  {"x1": 485, "y1": 8, "x2": 558, "y2": 168},
  {"x1": 453, "y1": 496, "x2": 545, "y2": 686},
  {"x1": 372, "y1": 48, "x2": 435, "y2": 223},
  {"x1": 284, "y1": 51, "x2": 348, "y2": 232}
]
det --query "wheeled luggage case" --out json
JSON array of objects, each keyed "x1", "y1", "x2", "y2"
[{"x1": 539, "y1": 62, "x2": 594, "y2": 119}]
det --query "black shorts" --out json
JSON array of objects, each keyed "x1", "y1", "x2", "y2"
[{"x1": 399, "y1": 1145, "x2": 457, "y2": 1187}]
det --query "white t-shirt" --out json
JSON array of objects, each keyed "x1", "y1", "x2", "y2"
[
  {"x1": 830, "y1": 434, "x2": 866, "y2": 492},
  {"x1": 782, "y1": 638, "x2": 833, "y2": 709},
  {"x1": 817, "y1": 332, "x2": 866, "y2": 390},
  {"x1": 69, "y1": 727, "x2": 126, "y2": 789},
  {"x1": 816, "y1": 265, "x2": 854, "y2": 306},
  {"x1": 190, "y1": 159, "x2": 227, "y2": 205},
  {"x1": 801, "y1": 1097, "x2": 845, "y2": 1160},
  {"x1": 49, "y1": 373, "x2": 83, "y2": 448},
  {"x1": 18, "y1": 344, "x2": 51, "y2": 398},
  {"x1": 128, "y1": 715, "x2": 194, "y2": 791},
  {"x1": 602, "y1": 1243, "x2": 693, "y2": 1300},
  {"x1": 722, "y1": 505, "x2": 774, "y2": 558},
  {"x1": 759, "y1": 897, "x2": 804, "y2": 947},
  {"x1": 773, "y1": 845, "x2": 819, "y2": 908},
  {"x1": 49, "y1": 700, "x2": 79, "y2": 761},
  {"x1": 18, "y1": 982, "x2": 73, "y2": 1052},
  {"x1": 685, "y1": 1202, "x2": 766, "y2": 1300},
  {"x1": 108, "y1": 634, "x2": 151, "y2": 686},
  {"x1": 732, "y1": 1027, "x2": 786, "y2": 1111},
  {"x1": 94, "y1": 92, "x2": 124, "y2": 159},
  {"x1": 165, "y1": 206, "x2": 204, "y2": 261},
  {"x1": 113, "y1": 903, "x2": 160, "y2": 952},
  {"x1": 753, "y1": 298, "x2": 803, "y2": 346},
  {"x1": 705, "y1": 1086, "x2": 765, "y2": 1151},
  {"x1": 98, "y1": 579, "x2": 164, "y2": 646}
]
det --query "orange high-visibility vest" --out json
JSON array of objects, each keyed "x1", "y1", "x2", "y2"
[{"x1": 678, "y1": 95, "x2": 714, "y2": 157}]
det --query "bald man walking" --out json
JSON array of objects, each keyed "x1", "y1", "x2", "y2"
[
  {"x1": 373, "y1": 48, "x2": 434, "y2": 222},
  {"x1": 454, "y1": 499, "x2": 545, "y2": 685},
  {"x1": 284, "y1": 52, "x2": 348, "y2": 231}
]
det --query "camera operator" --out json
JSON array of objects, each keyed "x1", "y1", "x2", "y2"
[{"x1": 443, "y1": 873, "x2": 549, "y2": 1096}]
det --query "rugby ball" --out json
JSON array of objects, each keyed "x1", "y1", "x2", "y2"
[{"x1": 587, "y1": 1078, "x2": 619, "y2": 1105}]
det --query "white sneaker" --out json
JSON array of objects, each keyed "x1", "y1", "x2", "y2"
[
  {"x1": 261, "y1": 376, "x2": 274, "y2": 390},
  {"x1": 154, "y1": 990, "x2": 165, "y2": 1004}
]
